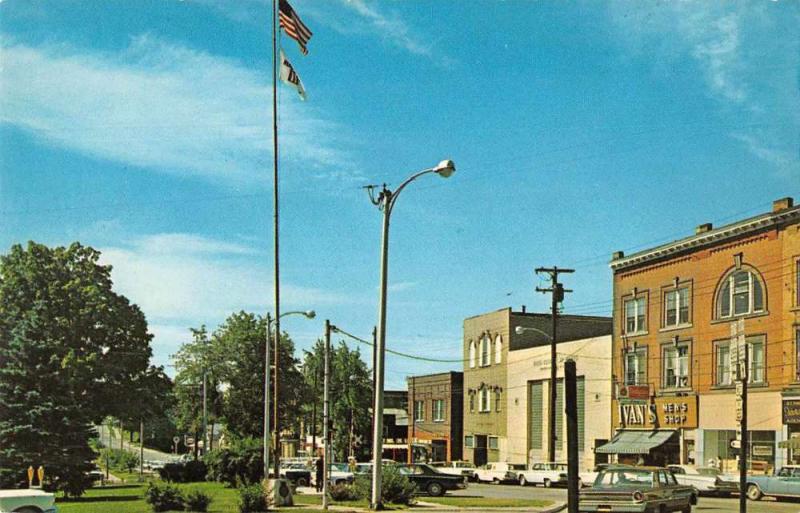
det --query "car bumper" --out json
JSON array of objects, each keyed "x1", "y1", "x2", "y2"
[
  {"x1": 579, "y1": 501, "x2": 647, "y2": 512},
  {"x1": 456, "y1": 481, "x2": 467, "y2": 489}
]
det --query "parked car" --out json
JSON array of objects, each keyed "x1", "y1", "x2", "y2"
[
  {"x1": 745, "y1": 465, "x2": 800, "y2": 501},
  {"x1": 517, "y1": 462, "x2": 568, "y2": 488},
  {"x1": 430, "y1": 461, "x2": 478, "y2": 481},
  {"x1": 579, "y1": 464, "x2": 608, "y2": 488},
  {"x1": 0, "y1": 489, "x2": 57, "y2": 513},
  {"x1": 397, "y1": 463, "x2": 467, "y2": 496},
  {"x1": 579, "y1": 465, "x2": 697, "y2": 513},
  {"x1": 475, "y1": 462, "x2": 526, "y2": 484},
  {"x1": 667, "y1": 465, "x2": 738, "y2": 497},
  {"x1": 327, "y1": 463, "x2": 355, "y2": 486},
  {"x1": 280, "y1": 462, "x2": 311, "y2": 486}
]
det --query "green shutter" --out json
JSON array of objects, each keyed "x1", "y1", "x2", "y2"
[{"x1": 529, "y1": 381, "x2": 543, "y2": 450}]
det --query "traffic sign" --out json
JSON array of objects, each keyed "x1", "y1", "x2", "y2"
[
  {"x1": 173, "y1": 436, "x2": 180, "y2": 444},
  {"x1": 731, "y1": 440, "x2": 741, "y2": 449}
]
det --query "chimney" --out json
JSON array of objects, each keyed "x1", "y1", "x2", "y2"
[
  {"x1": 521, "y1": 305, "x2": 526, "y2": 313},
  {"x1": 773, "y1": 197, "x2": 794, "y2": 212},
  {"x1": 695, "y1": 223, "x2": 713, "y2": 234},
  {"x1": 612, "y1": 251, "x2": 625, "y2": 260}
]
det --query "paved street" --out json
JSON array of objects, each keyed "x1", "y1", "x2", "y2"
[
  {"x1": 451, "y1": 483, "x2": 800, "y2": 513},
  {"x1": 96, "y1": 424, "x2": 174, "y2": 463}
]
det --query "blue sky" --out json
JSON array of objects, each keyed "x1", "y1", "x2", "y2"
[{"x1": 1, "y1": 0, "x2": 798, "y2": 388}]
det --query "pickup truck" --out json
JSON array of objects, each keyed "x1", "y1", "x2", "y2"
[
  {"x1": 475, "y1": 462, "x2": 526, "y2": 484},
  {"x1": 517, "y1": 462, "x2": 568, "y2": 487},
  {"x1": 746, "y1": 465, "x2": 800, "y2": 500},
  {"x1": 430, "y1": 461, "x2": 478, "y2": 481},
  {"x1": 0, "y1": 489, "x2": 57, "y2": 513},
  {"x1": 667, "y1": 465, "x2": 738, "y2": 497}
]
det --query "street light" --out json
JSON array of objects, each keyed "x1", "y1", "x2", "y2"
[
  {"x1": 366, "y1": 159, "x2": 455, "y2": 510},
  {"x1": 265, "y1": 309, "x2": 316, "y2": 479},
  {"x1": 515, "y1": 324, "x2": 558, "y2": 463}
]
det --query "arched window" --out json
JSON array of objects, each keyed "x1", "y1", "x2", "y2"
[
  {"x1": 716, "y1": 267, "x2": 766, "y2": 318},
  {"x1": 468, "y1": 341, "x2": 476, "y2": 368},
  {"x1": 494, "y1": 335, "x2": 503, "y2": 364},
  {"x1": 480, "y1": 335, "x2": 491, "y2": 366}
]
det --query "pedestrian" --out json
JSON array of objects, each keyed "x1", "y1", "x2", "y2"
[{"x1": 315, "y1": 453, "x2": 324, "y2": 492}]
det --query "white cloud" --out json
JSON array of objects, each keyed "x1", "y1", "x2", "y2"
[
  {"x1": 340, "y1": 0, "x2": 433, "y2": 57},
  {"x1": 0, "y1": 36, "x2": 353, "y2": 184},
  {"x1": 99, "y1": 233, "x2": 349, "y2": 324}
]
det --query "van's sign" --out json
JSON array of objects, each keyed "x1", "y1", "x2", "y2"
[{"x1": 614, "y1": 396, "x2": 698, "y2": 429}]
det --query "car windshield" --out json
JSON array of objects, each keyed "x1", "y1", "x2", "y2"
[
  {"x1": 696, "y1": 468, "x2": 719, "y2": 477},
  {"x1": 509, "y1": 464, "x2": 526, "y2": 471},
  {"x1": 330, "y1": 463, "x2": 348, "y2": 472},
  {"x1": 595, "y1": 469, "x2": 653, "y2": 487}
]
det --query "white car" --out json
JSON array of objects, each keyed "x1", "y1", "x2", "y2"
[
  {"x1": 517, "y1": 462, "x2": 568, "y2": 488},
  {"x1": 431, "y1": 461, "x2": 478, "y2": 481},
  {"x1": 0, "y1": 489, "x2": 57, "y2": 513},
  {"x1": 327, "y1": 463, "x2": 355, "y2": 486},
  {"x1": 475, "y1": 462, "x2": 526, "y2": 484},
  {"x1": 667, "y1": 465, "x2": 739, "y2": 496}
]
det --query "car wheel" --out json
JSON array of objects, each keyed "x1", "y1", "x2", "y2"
[
  {"x1": 296, "y1": 477, "x2": 308, "y2": 487},
  {"x1": 492, "y1": 478, "x2": 501, "y2": 485},
  {"x1": 519, "y1": 475, "x2": 528, "y2": 486},
  {"x1": 427, "y1": 482, "x2": 444, "y2": 497},
  {"x1": 543, "y1": 478, "x2": 551, "y2": 488},
  {"x1": 746, "y1": 484, "x2": 762, "y2": 501}
]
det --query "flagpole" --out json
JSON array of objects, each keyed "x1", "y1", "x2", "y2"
[{"x1": 271, "y1": 0, "x2": 282, "y2": 479}]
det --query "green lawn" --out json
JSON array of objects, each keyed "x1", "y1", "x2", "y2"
[
  {"x1": 421, "y1": 496, "x2": 553, "y2": 508},
  {"x1": 56, "y1": 481, "x2": 239, "y2": 513}
]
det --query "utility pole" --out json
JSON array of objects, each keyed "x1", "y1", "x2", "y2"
[
  {"x1": 409, "y1": 376, "x2": 415, "y2": 464},
  {"x1": 564, "y1": 359, "x2": 579, "y2": 513},
  {"x1": 731, "y1": 319, "x2": 747, "y2": 513},
  {"x1": 202, "y1": 371, "x2": 207, "y2": 457},
  {"x1": 311, "y1": 364, "x2": 318, "y2": 456},
  {"x1": 535, "y1": 265, "x2": 573, "y2": 463},
  {"x1": 323, "y1": 320, "x2": 332, "y2": 510}
]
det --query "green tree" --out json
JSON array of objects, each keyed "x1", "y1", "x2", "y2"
[{"x1": 0, "y1": 242, "x2": 164, "y2": 495}]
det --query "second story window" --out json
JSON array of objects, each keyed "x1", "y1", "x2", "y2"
[
  {"x1": 414, "y1": 400, "x2": 424, "y2": 422},
  {"x1": 664, "y1": 287, "x2": 690, "y2": 327},
  {"x1": 432, "y1": 399, "x2": 445, "y2": 422},
  {"x1": 624, "y1": 348, "x2": 646, "y2": 385},
  {"x1": 715, "y1": 342, "x2": 731, "y2": 386},
  {"x1": 624, "y1": 296, "x2": 646, "y2": 334},
  {"x1": 468, "y1": 341, "x2": 476, "y2": 368},
  {"x1": 494, "y1": 335, "x2": 503, "y2": 364},
  {"x1": 716, "y1": 268, "x2": 765, "y2": 318},
  {"x1": 663, "y1": 342, "x2": 690, "y2": 388},
  {"x1": 748, "y1": 338, "x2": 765, "y2": 384},
  {"x1": 479, "y1": 387, "x2": 491, "y2": 412}
]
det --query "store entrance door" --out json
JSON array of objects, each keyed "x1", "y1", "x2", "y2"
[{"x1": 474, "y1": 435, "x2": 488, "y2": 466}]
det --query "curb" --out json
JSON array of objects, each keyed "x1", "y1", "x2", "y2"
[{"x1": 411, "y1": 501, "x2": 566, "y2": 512}]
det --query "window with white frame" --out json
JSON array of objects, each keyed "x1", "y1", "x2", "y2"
[
  {"x1": 432, "y1": 399, "x2": 445, "y2": 422},
  {"x1": 468, "y1": 341, "x2": 476, "y2": 369},
  {"x1": 414, "y1": 400, "x2": 424, "y2": 422},
  {"x1": 479, "y1": 387, "x2": 491, "y2": 412},
  {"x1": 624, "y1": 296, "x2": 646, "y2": 334},
  {"x1": 624, "y1": 348, "x2": 646, "y2": 385},
  {"x1": 664, "y1": 287, "x2": 690, "y2": 327},
  {"x1": 494, "y1": 335, "x2": 502, "y2": 364},
  {"x1": 715, "y1": 342, "x2": 731, "y2": 386},
  {"x1": 748, "y1": 338, "x2": 765, "y2": 384},
  {"x1": 716, "y1": 269, "x2": 765, "y2": 318},
  {"x1": 480, "y1": 336, "x2": 491, "y2": 367},
  {"x1": 663, "y1": 343, "x2": 690, "y2": 388}
]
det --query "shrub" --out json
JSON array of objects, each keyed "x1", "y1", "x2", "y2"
[
  {"x1": 184, "y1": 488, "x2": 213, "y2": 512},
  {"x1": 158, "y1": 461, "x2": 208, "y2": 483},
  {"x1": 354, "y1": 465, "x2": 417, "y2": 505},
  {"x1": 329, "y1": 483, "x2": 361, "y2": 501},
  {"x1": 204, "y1": 437, "x2": 262, "y2": 486},
  {"x1": 144, "y1": 482, "x2": 186, "y2": 512},
  {"x1": 99, "y1": 448, "x2": 140, "y2": 473},
  {"x1": 238, "y1": 483, "x2": 268, "y2": 513}
]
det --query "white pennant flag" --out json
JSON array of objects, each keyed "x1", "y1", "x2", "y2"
[{"x1": 279, "y1": 50, "x2": 306, "y2": 101}]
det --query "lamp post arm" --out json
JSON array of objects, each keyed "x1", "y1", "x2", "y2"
[
  {"x1": 385, "y1": 168, "x2": 436, "y2": 215},
  {"x1": 517, "y1": 326, "x2": 553, "y2": 340}
]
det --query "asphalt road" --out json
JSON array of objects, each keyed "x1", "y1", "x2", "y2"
[
  {"x1": 451, "y1": 483, "x2": 800, "y2": 513},
  {"x1": 96, "y1": 424, "x2": 174, "y2": 463}
]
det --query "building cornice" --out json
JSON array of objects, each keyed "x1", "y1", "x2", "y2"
[{"x1": 610, "y1": 206, "x2": 800, "y2": 272}]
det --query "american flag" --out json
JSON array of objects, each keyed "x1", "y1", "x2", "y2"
[{"x1": 278, "y1": 0, "x2": 312, "y2": 55}]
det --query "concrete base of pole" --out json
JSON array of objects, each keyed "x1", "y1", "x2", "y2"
[{"x1": 264, "y1": 478, "x2": 293, "y2": 507}]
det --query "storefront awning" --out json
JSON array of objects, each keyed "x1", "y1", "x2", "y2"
[
  {"x1": 596, "y1": 430, "x2": 675, "y2": 455},
  {"x1": 778, "y1": 438, "x2": 800, "y2": 449}
]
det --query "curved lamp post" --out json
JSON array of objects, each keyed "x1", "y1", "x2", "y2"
[
  {"x1": 265, "y1": 309, "x2": 316, "y2": 479},
  {"x1": 366, "y1": 159, "x2": 455, "y2": 510}
]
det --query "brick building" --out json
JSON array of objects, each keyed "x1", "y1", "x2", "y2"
[
  {"x1": 406, "y1": 372, "x2": 463, "y2": 463},
  {"x1": 605, "y1": 197, "x2": 800, "y2": 472}
]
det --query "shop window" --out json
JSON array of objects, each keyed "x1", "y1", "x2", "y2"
[
  {"x1": 624, "y1": 296, "x2": 647, "y2": 334},
  {"x1": 488, "y1": 436, "x2": 499, "y2": 450},
  {"x1": 414, "y1": 400, "x2": 424, "y2": 422},
  {"x1": 468, "y1": 341, "x2": 476, "y2": 368},
  {"x1": 624, "y1": 348, "x2": 646, "y2": 385},
  {"x1": 663, "y1": 342, "x2": 690, "y2": 389},
  {"x1": 432, "y1": 399, "x2": 445, "y2": 422},
  {"x1": 715, "y1": 342, "x2": 732, "y2": 386},
  {"x1": 664, "y1": 286, "x2": 690, "y2": 327},
  {"x1": 495, "y1": 335, "x2": 503, "y2": 364},
  {"x1": 716, "y1": 268, "x2": 766, "y2": 319},
  {"x1": 464, "y1": 435, "x2": 474, "y2": 448}
]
